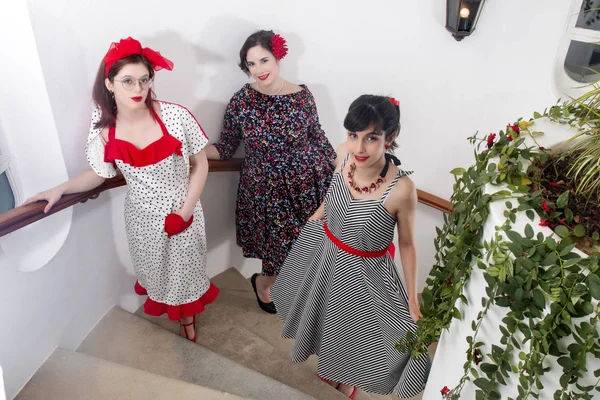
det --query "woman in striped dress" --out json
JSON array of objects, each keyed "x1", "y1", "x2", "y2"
[{"x1": 271, "y1": 95, "x2": 431, "y2": 398}]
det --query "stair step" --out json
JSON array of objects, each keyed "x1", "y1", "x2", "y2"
[
  {"x1": 209, "y1": 268, "x2": 421, "y2": 400},
  {"x1": 139, "y1": 268, "x2": 375, "y2": 400},
  {"x1": 77, "y1": 307, "x2": 310, "y2": 400},
  {"x1": 136, "y1": 293, "x2": 348, "y2": 400},
  {"x1": 15, "y1": 348, "x2": 244, "y2": 400}
]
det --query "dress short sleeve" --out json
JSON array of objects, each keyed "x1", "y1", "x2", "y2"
[
  {"x1": 85, "y1": 107, "x2": 117, "y2": 178},
  {"x1": 179, "y1": 106, "x2": 208, "y2": 156}
]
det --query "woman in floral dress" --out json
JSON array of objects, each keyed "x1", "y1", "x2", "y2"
[
  {"x1": 205, "y1": 30, "x2": 335, "y2": 314},
  {"x1": 24, "y1": 37, "x2": 218, "y2": 342}
]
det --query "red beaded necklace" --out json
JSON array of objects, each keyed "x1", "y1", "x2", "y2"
[{"x1": 347, "y1": 158, "x2": 390, "y2": 194}]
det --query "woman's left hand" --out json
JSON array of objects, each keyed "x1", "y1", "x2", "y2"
[
  {"x1": 408, "y1": 298, "x2": 423, "y2": 323},
  {"x1": 175, "y1": 209, "x2": 193, "y2": 222},
  {"x1": 164, "y1": 211, "x2": 194, "y2": 237}
]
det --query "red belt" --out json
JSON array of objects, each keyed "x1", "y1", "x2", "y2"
[{"x1": 323, "y1": 222, "x2": 393, "y2": 258}]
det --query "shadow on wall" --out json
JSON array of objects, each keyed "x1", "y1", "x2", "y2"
[
  {"x1": 137, "y1": 20, "x2": 254, "y2": 273},
  {"x1": 0, "y1": 365, "x2": 5, "y2": 400},
  {"x1": 135, "y1": 18, "x2": 341, "y2": 275}
]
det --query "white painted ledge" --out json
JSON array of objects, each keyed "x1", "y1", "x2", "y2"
[{"x1": 424, "y1": 118, "x2": 600, "y2": 398}]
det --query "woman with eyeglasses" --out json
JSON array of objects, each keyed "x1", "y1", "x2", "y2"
[
  {"x1": 24, "y1": 37, "x2": 218, "y2": 342},
  {"x1": 204, "y1": 30, "x2": 336, "y2": 314}
]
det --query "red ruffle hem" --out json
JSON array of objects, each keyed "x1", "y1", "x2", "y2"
[{"x1": 134, "y1": 281, "x2": 220, "y2": 320}]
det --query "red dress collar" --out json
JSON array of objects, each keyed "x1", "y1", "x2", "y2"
[{"x1": 104, "y1": 108, "x2": 183, "y2": 167}]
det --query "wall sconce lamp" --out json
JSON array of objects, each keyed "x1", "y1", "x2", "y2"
[{"x1": 446, "y1": 0, "x2": 487, "y2": 41}]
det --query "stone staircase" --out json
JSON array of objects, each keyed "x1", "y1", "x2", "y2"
[{"x1": 16, "y1": 268, "x2": 432, "y2": 399}]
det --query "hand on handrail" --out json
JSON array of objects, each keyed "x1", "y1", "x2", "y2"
[{"x1": 22, "y1": 186, "x2": 66, "y2": 214}]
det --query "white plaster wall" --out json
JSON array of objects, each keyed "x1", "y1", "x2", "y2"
[
  {"x1": 0, "y1": 365, "x2": 5, "y2": 400},
  {"x1": 0, "y1": 2, "x2": 124, "y2": 399},
  {"x1": 2, "y1": 0, "x2": 573, "y2": 397},
  {"x1": 0, "y1": 0, "x2": 72, "y2": 271},
  {"x1": 0, "y1": 200, "x2": 125, "y2": 399},
  {"x1": 25, "y1": 0, "x2": 571, "y2": 293}
]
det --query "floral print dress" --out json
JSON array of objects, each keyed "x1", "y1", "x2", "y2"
[{"x1": 214, "y1": 84, "x2": 335, "y2": 275}]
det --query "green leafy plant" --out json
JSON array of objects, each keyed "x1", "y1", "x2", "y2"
[
  {"x1": 397, "y1": 115, "x2": 600, "y2": 399},
  {"x1": 546, "y1": 78, "x2": 600, "y2": 200}
]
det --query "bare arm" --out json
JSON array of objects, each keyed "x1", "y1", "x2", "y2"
[
  {"x1": 307, "y1": 143, "x2": 348, "y2": 221},
  {"x1": 394, "y1": 176, "x2": 422, "y2": 322},
  {"x1": 308, "y1": 202, "x2": 325, "y2": 221},
  {"x1": 23, "y1": 169, "x2": 106, "y2": 213},
  {"x1": 203, "y1": 144, "x2": 221, "y2": 160},
  {"x1": 177, "y1": 150, "x2": 209, "y2": 220}
]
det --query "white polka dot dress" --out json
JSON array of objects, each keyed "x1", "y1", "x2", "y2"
[{"x1": 85, "y1": 101, "x2": 218, "y2": 320}]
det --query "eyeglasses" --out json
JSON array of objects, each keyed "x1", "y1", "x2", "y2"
[{"x1": 113, "y1": 76, "x2": 153, "y2": 91}]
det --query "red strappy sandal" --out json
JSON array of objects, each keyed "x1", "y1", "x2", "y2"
[
  {"x1": 349, "y1": 387, "x2": 357, "y2": 399},
  {"x1": 179, "y1": 316, "x2": 196, "y2": 343},
  {"x1": 317, "y1": 374, "x2": 341, "y2": 390}
]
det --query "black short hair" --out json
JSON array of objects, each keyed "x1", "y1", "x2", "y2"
[
  {"x1": 343, "y1": 95, "x2": 401, "y2": 150},
  {"x1": 238, "y1": 30, "x2": 276, "y2": 75}
]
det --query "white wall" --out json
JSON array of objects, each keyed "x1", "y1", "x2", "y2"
[
  {"x1": 1, "y1": 0, "x2": 571, "y2": 397},
  {"x1": 25, "y1": 0, "x2": 571, "y2": 290},
  {"x1": 0, "y1": 365, "x2": 5, "y2": 400},
  {"x1": 0, "y1": 2, "x2": 126, "y2": 399},
  {"x1": 0, "y1": 201, "x2": 125, "y2": 399}
]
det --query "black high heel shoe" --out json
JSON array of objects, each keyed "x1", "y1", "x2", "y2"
[{"x1": 251, "y1": 273, "x2": 277, "y2": 314}]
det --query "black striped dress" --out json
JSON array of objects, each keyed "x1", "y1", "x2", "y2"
[{"x1": 271, "y1": 156, "x2": 431, "y2": 398}]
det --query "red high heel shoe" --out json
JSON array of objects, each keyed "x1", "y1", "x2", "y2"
[
  {"x1": 317, "y1": 374, "x2": 339, "y2": 388},
  {"x1": 180, "y1": 316, "x2": 196, "y2": 343},
  {"x1": 349, "y1": 387, "x2": 357, "y2": 399}
]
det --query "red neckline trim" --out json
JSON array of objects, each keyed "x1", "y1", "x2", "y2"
[{"x1": 104, "y1": 108, "x2": 183, "y2": 167}]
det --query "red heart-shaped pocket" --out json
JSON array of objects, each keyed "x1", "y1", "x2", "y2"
[{"x1": 164, "y1": 213, "x2": 193, "y2": 237}]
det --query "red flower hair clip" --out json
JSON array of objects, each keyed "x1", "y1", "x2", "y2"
[
  {"x1": 389, "y1": 97, "x2": 400, "y2": 106},
  {"x1": 103, "y1": 37, "x2": 174, "y2": 78},
  {"x1": 270, "y1": 34, "x2": 288, "y2": 60}
]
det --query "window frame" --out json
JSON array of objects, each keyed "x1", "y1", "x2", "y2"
[
  {"x1": 556, "y1": 0, "x2": 600, "y2": 97},
  {"x1": 0, "y1": 122, "x2": 20, "y2": 209}
]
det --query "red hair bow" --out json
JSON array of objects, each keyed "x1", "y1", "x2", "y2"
[
  {"x1": 104, "y1": 37, "x2": 174, "y2": 78},
  {"x1": 389, "y1": 97, "x2": 400, "y2": 106},
  {"x1": 270, "y1": 34, "x2": 288, "y2": 59}
]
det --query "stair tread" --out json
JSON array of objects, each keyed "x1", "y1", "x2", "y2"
[
  {"x1": 15, "y1": 348, "x2": 245, "y2": 400},
  {"x1": 137, "y1": 292, "x2": 348, "y2": 400},
  {"x1": 138, "y1": 268, "x2": 364, "y2": 400},
  {"x1": 77, "y1": 306, "x2": 310, "y2": 400},
  {"x1": 209, "y1": 269, "x2": 421, "y2": 400}
]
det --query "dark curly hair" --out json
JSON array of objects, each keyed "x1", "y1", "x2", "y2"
[
  {"x1": 343, "y1": 95, "x2": 401, "y2": 150},
  {"x1": 238, "y1": 30, "x2": 277, "y2": 76}
]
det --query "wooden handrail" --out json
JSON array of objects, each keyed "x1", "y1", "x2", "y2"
[
  {"x1": 417, "y1": 189, "x2": 453, "y2": 214},
  {"x1": 0, "y1": 158, "x2": 451, "y2": 238}
]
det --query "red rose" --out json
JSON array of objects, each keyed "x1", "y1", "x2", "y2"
[
  {"x1": 270, "y1": 34, "x2": 288, "y2": 59},
  {"x1": 541, "y1": 200, "x2": 551, "y2": 213},
  {"x1": 512, "y1": 124, "x2": 520, "y2": 133},
  {"x1": 539, "y1": 219, "x2": 551, "y2": 227},
  {"x1": 441, "y1": 386, "x2": 451, "y2": 396},
  {"x1": 507, "y1": 135, "x2": 514, "y2": 141},
  {"x1": 487, "y1": 133, "x2": 497, "y2": 149}
]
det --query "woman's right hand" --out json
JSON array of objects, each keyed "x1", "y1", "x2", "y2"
[{"x1": 23, "y1": 186, "x2": 65, "y2": 213}]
